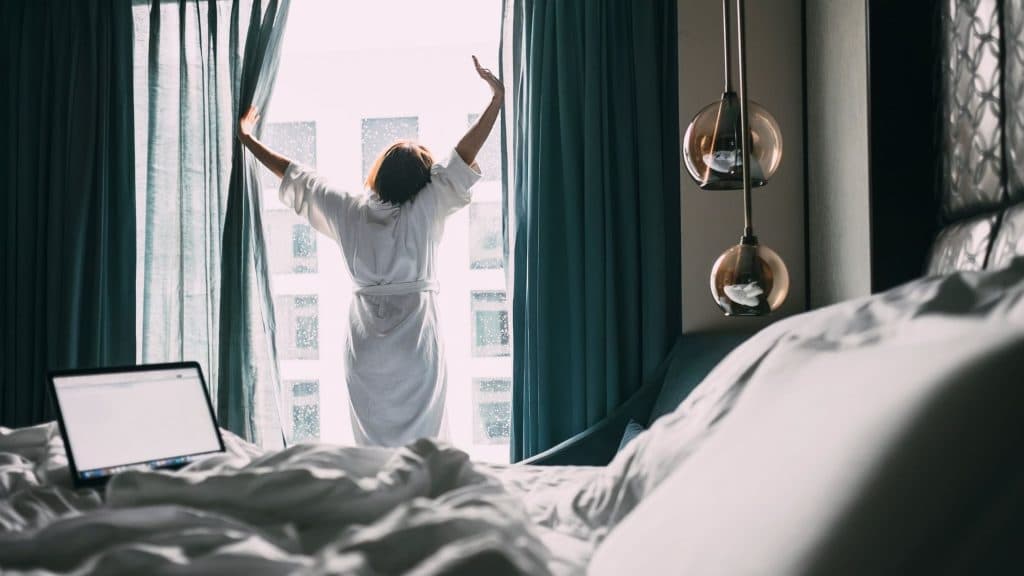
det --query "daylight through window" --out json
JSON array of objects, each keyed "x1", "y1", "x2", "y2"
[{"x1": 260, "y1": 0, "x2": 509, "y2": 462}]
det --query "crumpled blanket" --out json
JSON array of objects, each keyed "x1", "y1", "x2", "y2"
[{"x1": 0, "y1": 425, "x2": 554, "y2": 575}]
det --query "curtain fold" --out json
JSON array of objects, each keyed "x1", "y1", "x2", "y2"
[
  {"x1": 134, "y1": 0, "x2": 289, "y2": 446},
  {"x1": 217, "y1": 0, "x2": 290, "y2": 446},
  {"x1": 505, "y1": 0, "x2": 681, "y2": 461},
  {"x1": 0, "y1": 0, "x2": 136, "y2": 427}
]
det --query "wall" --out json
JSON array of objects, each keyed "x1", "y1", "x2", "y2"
[
  {"x1": 805, "y1": 0, "x2": 872, "y2": 307},
  {"x1": 679, "y1": 0, "x2": 807, "y2": 332},
  {"x1": 802, "y1": 1, "x2": 940, "y2": 305}
]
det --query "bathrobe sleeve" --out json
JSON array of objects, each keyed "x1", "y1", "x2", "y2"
[
  {"x1": 278, "y1": 163, "x2": 356, "y2": 243},
  {"x1": 428, "y1": 149, "x2": 483, "y2": 218}
]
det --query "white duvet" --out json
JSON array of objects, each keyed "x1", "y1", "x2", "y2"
[
  {"x1": 4, "y1": 258, "x2": 1024, "y2": 575},
  {"x1": 0, "y1": 428, "x2": 594, "y2": 575}
]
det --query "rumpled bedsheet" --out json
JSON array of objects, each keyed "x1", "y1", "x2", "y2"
[
  {"x1": 11, "y1": 261, "x2": 1022, "y2": 575},
  {"x1": 0, "y1": 428, "x2": 555, "y2": 575}
]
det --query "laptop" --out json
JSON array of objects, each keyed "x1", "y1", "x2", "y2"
[{"x1": 48, "y1": 362, "x2": 225, "y2": 488}]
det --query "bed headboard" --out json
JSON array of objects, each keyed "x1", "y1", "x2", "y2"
[{"x1": 929, "y1": 0, "x2": 1024, "y2": 274}]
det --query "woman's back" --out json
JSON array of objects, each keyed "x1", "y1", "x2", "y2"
[
  {"x1": 277, "y1": 151, "x2": 481, "y2": 447},
  {"x1": 239, "y1": 55, "x2": 503, "y2": 447},
  {"x1": 280, "y1": 150, "x2": 478, "y2": 291}
]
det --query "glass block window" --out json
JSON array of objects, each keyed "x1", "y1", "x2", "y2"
[
  {"x1": 473, "y1": 378, "x2": 511, "y2": 443},
  {"x1": 467, "y1": 113, "x2": 501, "y2": 181},
  {"x1": 361, "y1": 116, "x2": 419, "y2": 181},
  {"x1": 288, "y1": 380, "x2": 320, "y2": 442},
  {"x1": 469, "y1": 202, "x2": 502, "y2": 269},
  {"x1": 471, "y1": 291, "x2": 509, "y2": 357},
  {"x1": 275, "y1": 294, "x2": 319, "y2": 359}
]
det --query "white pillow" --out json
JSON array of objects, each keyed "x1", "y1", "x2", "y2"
[{"x1": 588, "y1": 260, "x2": 1024, "y2": 574}]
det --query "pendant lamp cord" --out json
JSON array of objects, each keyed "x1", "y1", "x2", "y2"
[
  {"x1": 722, "y1": 0, "x2": 732, "y2": 92},
  {"x1": 736, "y1": 0, "x2": 754, "y2": 239}
]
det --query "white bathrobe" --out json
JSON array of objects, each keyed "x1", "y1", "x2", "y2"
[{"x1": 278, "y1": 150, "x2": 480, "y2": 446}]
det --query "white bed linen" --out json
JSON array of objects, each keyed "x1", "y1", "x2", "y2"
[
  {"x1": 10, "y1": 261, "x2": 1022, "y2": 575},
  {"x1": 586, "y1": 258, "x2": 1024, "y2": 573},
  {"x1": 0, "y1": 426, "x2": 591, "y2": 575}
]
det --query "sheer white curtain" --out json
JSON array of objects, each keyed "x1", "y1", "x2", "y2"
[{"x1": 133, "y1": 0, "x2": 289, "y2": 446}]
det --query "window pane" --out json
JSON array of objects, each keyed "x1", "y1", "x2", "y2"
[
  {"x1": 267, "y1": 212, "x2": 320, "y2": 274},
  {"x1": 260, "y1": 121, "x2": 317, "y2": 189},
  {"x1": 471, "y1": 291, "x2": 509, "y2": 357},
  {"x1": 475, "y1": 312, "x2": 507, "y2": 346},
  {"x1": 287, "y1": 380, "x2": 320, "y2": 442},
  {"x1": 275, "y1": 295, "x2": 319, "y2": 360},
  {"x1": 476, "y1": 378, "x2": 511, "y2": 393},
  {"x1": 361, "y1": 117, "x2": 419, "y2": 181},
  {"x1": 467, "y1": 113, "x2": 501, "y2": 181},
  {"x1": 472, "y1": 377, "x2": 511, "y2": 444},
  {"x1": 469, "y1": 202, "x2": 502, "y2": 269},
  {"x1": 295, "y1": 295, "x2": 317, "y2": 307},
  {"x1": 296, "y1": 316, "x2": 318, "y2": 350},
  {"x1": 292, "y1": 224, "x2": 315, "y2": 257},
  {"x1": 475, "y1": 401, "x2": 511, "y2": 443},
  {"x1": 263, "y1": 122, "x2": 319, "y2": 275},
  {"x1": 293, "y1": 381, "x2": 319, "y2": 397}
]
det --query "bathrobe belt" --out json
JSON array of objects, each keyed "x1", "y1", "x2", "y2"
[{"x1": 353, "y1": 279, "x2": 439, "y2": 296}]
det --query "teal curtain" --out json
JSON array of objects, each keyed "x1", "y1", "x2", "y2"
[
  {"x1": 134, "y1": 0, "x2": 288, "y2": 446},
  {"x1": 506, "y1": 0, "x2": 681, "y2": 461},
  {"x1": 0, "y1": 0, "x2": 136, "y2": 427}
]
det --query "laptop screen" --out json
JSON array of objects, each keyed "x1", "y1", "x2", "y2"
[{"x1": 51, "y1": 364, "x2": 223, "y2": 481}]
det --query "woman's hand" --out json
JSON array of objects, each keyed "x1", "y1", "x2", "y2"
[
  {"x1": 457, "y1": 57, "x2": 504, "y2": 166},
  {"x1": 236, "y1": 105, "x2": 290, "y2": 178},
  {"x1": 239, "y1": 105, "x2": 261, "y2": 142},
  {"x1": 473, "y1": 56, "x2": 504, "y2": 103}
]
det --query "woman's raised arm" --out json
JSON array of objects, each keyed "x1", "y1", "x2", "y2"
[
  {"x1": 455, "y1": 56, "x2": 505, "y2": 167},
  {"x1": 238, "y1": 106, "x2": 292, "y2": 178}
]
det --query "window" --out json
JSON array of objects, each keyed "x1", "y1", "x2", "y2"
[
  {"x1": 266, "y1": 214, "x2": 319, "y2": 274},
  {"x1": 263, "y1": 0, "x2": 508, "y2": 461},
  {"x1": 471, "y1": 291, "x2": 510, "y2": 357},
  {"x1": 263, "y1": 122, "x2": 319, "y2": 275},
  {"x1": 275, "y1": 295, "x2": 319, "y2": 359},
  {"x1": 290, "y1": 224, "x2": 317, "y2": 273},
  {"x1": 260, "y1": 121, "x2": 317, "y2": 189},
  {"x1": 361, "y1": 117, "x2": 419, "y2": 180},
  {"x1": 473, "y1": 378, "x2": 511, "y2": 443},
  {"x1": 296, "y1": 316, "x2": 318, "y2": 350},
  {"x1": 287, "y1": 380, "x2": 320, "y2": 442},
  {"x1": 467, "y1": 113, "x2": 501, "y2": 181},
  {"x1": 469, "y1": 202, "x2": 503, "y2": 269}
]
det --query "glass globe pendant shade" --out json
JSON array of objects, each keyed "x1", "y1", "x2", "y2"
[
  {"x1": 682, "y1": 92, "x2": 783, "y2": 190},
  {"x1": 710, "y1": 238, "x2": 789, "y2": 316}
]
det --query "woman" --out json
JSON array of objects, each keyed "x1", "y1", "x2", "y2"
[{"x1": 238, "y1": 57, "x2": 504, "y2": 446}]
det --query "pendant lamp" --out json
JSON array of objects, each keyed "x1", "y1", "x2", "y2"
[
  {"x1": 682, "y1": 0, "x2": 783, "y2": 190},
  {"x1": 701, "y1": 0, "x2": 789, "y2": 316}
]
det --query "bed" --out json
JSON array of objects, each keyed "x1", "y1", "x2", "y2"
[
  {"x1": 3, "y1": 256, "x2": 1024, "y2": 575},
  {"x1": 4, "y1": 2, "x2": 1024, "y2": 574}
]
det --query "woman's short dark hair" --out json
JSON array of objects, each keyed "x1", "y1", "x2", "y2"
[{"x1": 365, "y1": 141, "x2": 434, "y2": 205}]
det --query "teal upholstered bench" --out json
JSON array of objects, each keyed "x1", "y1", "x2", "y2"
[{"x1": 521, "y1": 331, "x2": 753, "y2": 466}]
